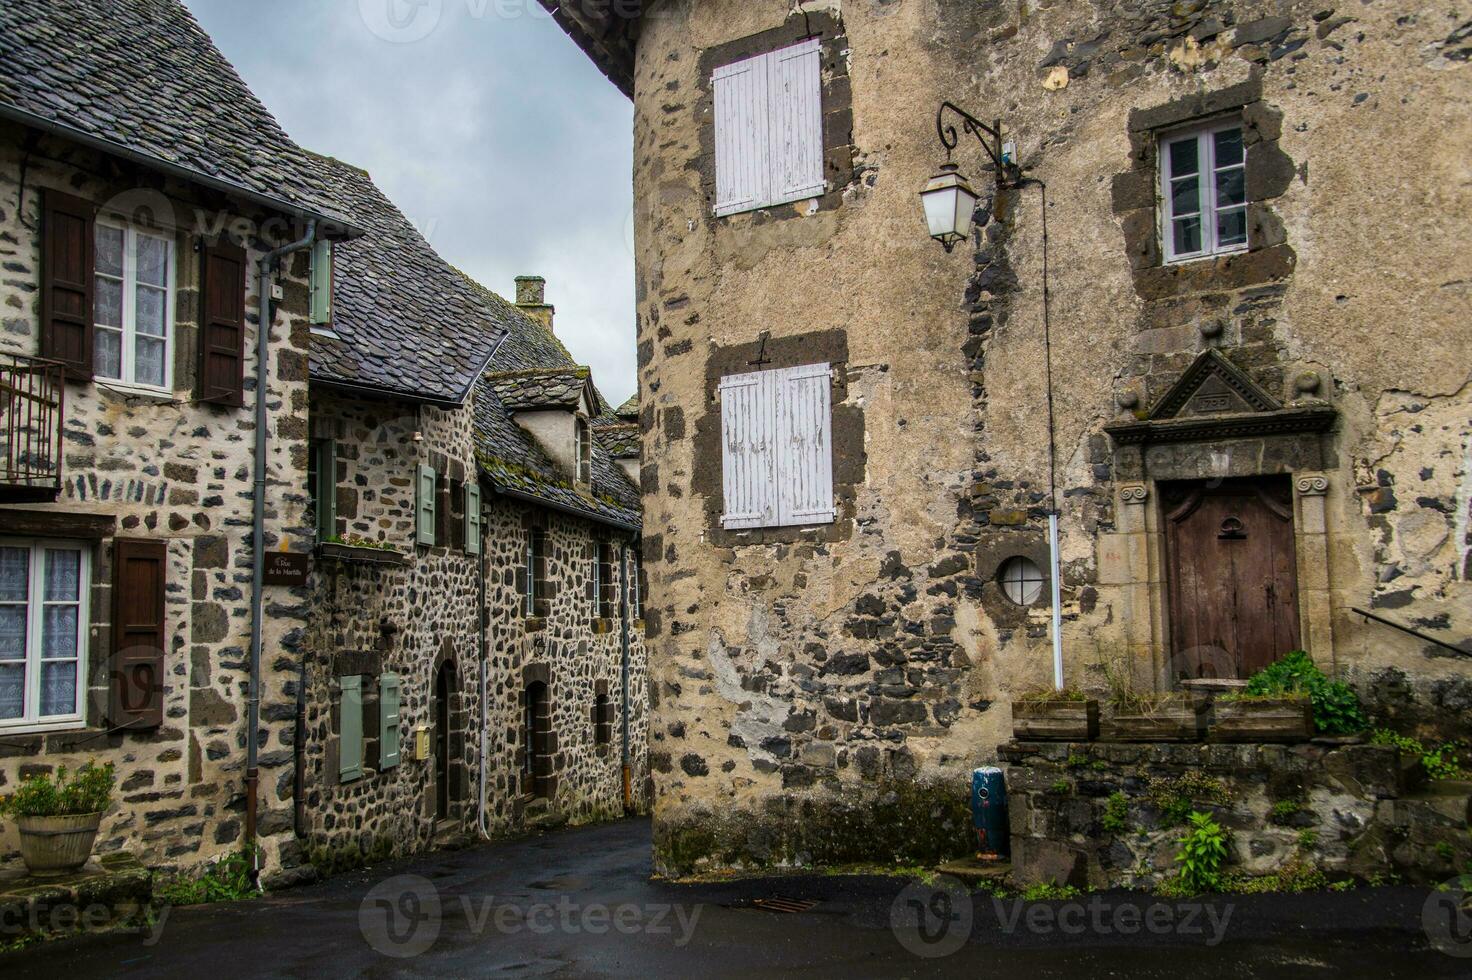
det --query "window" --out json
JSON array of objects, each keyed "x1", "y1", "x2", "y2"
[
  {"x1": 94, "y1": 222, "x2": 173, "y2": 389},
  {"x1": 713, "y1": 37, "x2": 824, "y2": 216},
  {"x1": 1160, "y1": 121, "x2": 1247, "y2": 263},
  {"x1": 575, "y1": 417, "x2": 593, "y2": 486},
  {"x1": 0, "y1": 541, "x2": 89, "y2": 731},
  {"x1": 308, "y1": 438, "x2": 336, "y2": 541},
  {"x1": 523, "y1": 528, "x2": 548, "y2": 618},
  {"x1": 630, "y1": 550, "x2": 644, "y2": 620},
  {"x1": 522, "y1": 680, "x2": 549, "y2": 797},
  {"x1": 309, "y1": 239, "x2": 333, "y2": 328},
  {"x1": 998, "y1": 556, "x2": 1045, "y2": 606},
  {"x1": 596, "y1": 541, "x2": 616, "y2": 620},
  {"x1": 415, "y1": 463, "x2": 436, "y2": 547},
  {"x1": 593, "y1": 690, "x2": 613, "y2": 747},
  {"x1": 379, "y1": 672, "x2": 401, "y2": 770},
  {"x1": 719, "y1": 362, "x2": 834, "y2": 530}
]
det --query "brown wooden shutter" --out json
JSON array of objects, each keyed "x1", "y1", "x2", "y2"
[
  {"x1": 199, "y1": 238, "x2": 247, "y2": 406},
  {"x1": 111, "y1": 539, "x2": 167, "y2": 729},
  {"x1": 40, "y1": 190, "x2": 95, "y2": 379}
]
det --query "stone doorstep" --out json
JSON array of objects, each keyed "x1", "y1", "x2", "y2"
[
  {"x1": 934, "y1": 857, "x2": 1013, "y2": 888},
  {"x1": 0, "y1": 852, "x2": 154, "y2": 938}
]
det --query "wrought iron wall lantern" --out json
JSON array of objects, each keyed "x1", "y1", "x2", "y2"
[{"x1": 920, "y1": 102, "x2": 1024, "y2": 252}]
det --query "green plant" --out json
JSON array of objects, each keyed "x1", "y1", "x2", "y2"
[
  {"x1": 323, "y1": 534, "x2": 400, "y2": 553},
  {"x1": 1369, "y1": 729, "x2": 1467, "y2": 780},
  {"x1": 1297, "y1": 828, "x2": 1319, "y2": 849},
  {"x1": 1242, "y1": 651, "x2": 1366, "y2": 734},
  {"x1": 1174, "y1": 811, "x2": 1229, "y2": 894},
  {"x1": 0, "y1": 762, "x2": 115, "y2": 818},
  {"x1": 1436, "y1": 841, "x2": 1456, "y2": 861},
  {"x1": 1065, "y1": 754, "x2": 1090, "y2": 768},
  {"x1": 1224, "y1": 859, "x2": 1327, "y2": 895},
  {"x1": 1270, "y1": 799, "x2": 1305, "y2": 822},
  {"x1": 1049, "y1": 778, "x2": 1070, "y2": 793},
  {"x1": 1016, "y1": 687, "x2": 1088, "y2": 703},
  {"x1": 1021, "y1": 881, "x2": 1082, "y2": 901},
  {"x1": 155, "y1": 849, "x2": 258, "y2": 905},
  {"x1": 1146, "y1": 771, "x2": 1231, "y2": 827},
  {"x1": 1102, "y1": 792, "x2": 1129, "y2": 834}
]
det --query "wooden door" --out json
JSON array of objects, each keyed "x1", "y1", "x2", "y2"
[
  {"x1": 1164, "y1": 477, "x2": 1300, "y2": 679},
  {"x1": 434, "y1": 664, "x2": 450, "y2": 819}
]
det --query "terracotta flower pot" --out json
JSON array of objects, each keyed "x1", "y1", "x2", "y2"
[
  {"x1": 15, "y1": 812, "x2": 103, "y2": 877},
  {"x1": 1012, "y1": 700, "x2": 1100, "y2": 741}
]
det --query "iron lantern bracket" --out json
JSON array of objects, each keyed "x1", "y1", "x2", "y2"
[{"x1": 937, "y1": 102, "x2": 1023, "y2": 189}]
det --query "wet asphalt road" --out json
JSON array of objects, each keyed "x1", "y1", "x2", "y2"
[{"x1": 3, "y1": 817, "x2": 1463, "y2": 978}]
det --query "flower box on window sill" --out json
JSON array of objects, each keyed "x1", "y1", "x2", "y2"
[
  {"x1": 318, "y1": 542, "x2": 409, "y2": 567},
  {"x1": 524, "y1": 616, "x2": 547, "y2": 634}
]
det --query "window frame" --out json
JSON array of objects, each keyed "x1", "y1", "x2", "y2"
[
  {"x1": 998, "y1": 556, "x2": 1046, "y2": 607},
  {"x1": 719, "y1": 362, "x2": 836, "y2": 530},
  {"x1": 93, "y1": 219, "x2": 176, "y2": 393},
  {"x1": 1158, "y1": 118, "x2": 1249, "y2": 265},
  {"x1": 0, "y1": 539, "x2": 91, "y2": 733},
  {"x1": 575, "y1": 416, "x2": 593, "y2": 487}
]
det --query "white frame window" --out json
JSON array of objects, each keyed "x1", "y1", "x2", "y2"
[
  {"x1": 712, "y1": 37, "x2": 825, "y2": 217},
  {"x1": 1159, "y1": 120, "x2": 1248, "y2": 264},
  {"x1": 0, "y1": 540, "x2": 90, "y2": 732},
  {"x1": 94, "y1": 221, "x2": 175, "y2": 391},
  {"x1": 999, "y1": 556, "x2": 1045, "y2": 606},
  {"x1": 719, "y1": 362, "x2": 835, "y2": 530}
]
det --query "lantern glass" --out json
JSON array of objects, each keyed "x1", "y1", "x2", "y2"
[{"x1": 920, "y1": 164, "x2": 979, "y2": 251}]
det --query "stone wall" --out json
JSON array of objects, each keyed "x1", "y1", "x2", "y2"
[
  {"x1": 628, "y1": 0, "x2": 1471, "y2": 873},
  {"x1": 299, "y1": 389, "x2": 650, "y2": 874},
  {"x1": 1002, "y1": 738, "x2": 1472, "y2": 889},
  {"x1": 0, "y1": 123, "x2": 313, "y2": 878}
]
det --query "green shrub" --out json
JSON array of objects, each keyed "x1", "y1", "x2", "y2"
[
  {"x1": 1021, "y1": 881, "x2": 1082, "y2": 901},
  {"x1": 155, "y1": 849, "x2": 258, "y2": 905},
  {"x1": 1101, "y1": 792, "x2": 1129, "y2": 834},
  {"x1": 1270, "y1": 799, "x2": 1305, "y2": 822},
  {"x1": 1243, "y1": 651, "x2": 1366, "y2": 734},
  {"x1": 1146, "y1": 771, "x2": 1230, "y2": 827},
  {"x1": 1369, "y1": 729, "x2": 1467, "y2": 780},
  {"x1": 0, "y1": 762, "x2": 115, "y2": 818},
  {"x1": 1174, "y1": 811, "x2": 1229, "y2": 894}
]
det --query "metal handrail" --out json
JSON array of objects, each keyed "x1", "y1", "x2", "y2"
[
  {"x1": 0, "y1": 352, "x2": 64, "y2": 495},
  {"x1": 1351, "y1": 607, "x2": 1467, "y2": 655}
]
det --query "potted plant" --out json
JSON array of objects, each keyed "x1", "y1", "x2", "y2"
[
  {"x1": 1208, "y1": 692, "x2": 1313, "y2": 742},
  {"x1": 1101, "y1": 692, "x2": 1206, "y2": 742},
  {"x1": 1011, "y1": 688, "x2": 1100, "y2": 741},
  {"x1": 0, "y1": 762, "x2": 115, "y2": 877}
]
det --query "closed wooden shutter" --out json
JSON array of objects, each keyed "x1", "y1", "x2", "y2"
[
  {"x1": 713, "y1": 51, "x2": 770, "y2": 216},
  {"x1": 465, "y1": 481, "x2": 482, "y2": 555},
  {"x1": 111, "y1": 539, "x2": 166, "y2": 729},
  {"x1": 719, "y1": 370, "x2": 776, "y2": 528},
  {"x1": 774, "y1": 362, "x2": 835, "y2": 525},
  {"x1": 199, "y1": 238, "x2": 247, "y2": 405},
  {"x1": 308, "y1": 239, "x2": 333, "y2": 325},
  {"x1": 379, "y1": 672, "x2": 401, "y2": 770},
  {"x1": 340, "y1": 675, "x2": 363, "y2": 781},
  {"x1": 41, "y1": 190, "x2": 95, "y2": 379},
  {"x1": 770, "y1": 38, "x2": 825, "y2": 205},
  {"x1": 415, "y1": 464, "x2": 437, "y2": 546}
]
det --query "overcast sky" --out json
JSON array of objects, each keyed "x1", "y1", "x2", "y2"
[{"x1": 184, "y1": 0, "x2": 637, "y2": 407}]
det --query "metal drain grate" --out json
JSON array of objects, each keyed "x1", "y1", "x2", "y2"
[{"x1": 749, "y1": 897, "x2": 818, "y2": 914}]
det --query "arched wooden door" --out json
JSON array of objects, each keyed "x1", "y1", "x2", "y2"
[
  {"x1": 1164, "y1": 477, "x2": 1300, "y2": 680},
  {"x1": 434, "y1": 662, "x2": 454, "y2": 819}
]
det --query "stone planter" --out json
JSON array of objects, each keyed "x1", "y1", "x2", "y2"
[
  {"x1": 15, "y1": 812, "x2": 103, "y2": 877},
  {"x1": 1100, "y1": 701, "x2": 1204, "y2": 742},
  {"x1": 1012, "y1": 700, "x2": 1100, "y2": 741},
  {"x1": 1209, "y1": 697, "x2": 1313, "y2": 743}
]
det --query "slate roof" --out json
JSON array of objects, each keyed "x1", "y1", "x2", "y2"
[
  {"x1": 590, "y1": 421, "x2": 640, "y2": 460},
  {"x1": 489, "y1": 368, "x2": 593, "y2": 412},
  {"x1": 307, "y1": 156, "x2": 505, "y2": 405},
  {"x1": 613, "y1": 393, "x2": 639, "y2": 420},
  {"x1": 0, "y1": 0, "x2": 354, "y2": 230},
  {"x1": 465, "y1": 290, "x2": 640, "y2": 530}
]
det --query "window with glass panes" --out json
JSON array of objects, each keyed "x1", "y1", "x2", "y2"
[
  {"x1": 1159, "y1": 122, "x2": 1247, "y2": 263},
  {"x1": 0, "y1": 541, "x2": 88, "y2": 730},
  {"x1": 94, "y1": 223, "x2": 173, "y2": 388}
]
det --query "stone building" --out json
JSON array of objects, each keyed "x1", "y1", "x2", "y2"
[
  {"x1": 545, "y1": 0, "x2": 1472, "y2": 874},
  {"x1": 0, "y1": 0, "x2": 357, "y2": 878},
  {"x1": 296, "y1": 156, "x2": 649, "y2": 873}
]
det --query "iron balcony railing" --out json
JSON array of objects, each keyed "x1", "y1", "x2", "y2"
[{"x1": 0, "y1": 353, "x2": 64, "y2": 502}]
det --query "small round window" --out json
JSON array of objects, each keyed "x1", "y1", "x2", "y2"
[{"x1": 998, "y1": 556, "x2": 1045, "y2": 606}]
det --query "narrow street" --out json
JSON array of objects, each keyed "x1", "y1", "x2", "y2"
[{"x1": 3, "y1": 818, "x2": 1458, "y2": 978}]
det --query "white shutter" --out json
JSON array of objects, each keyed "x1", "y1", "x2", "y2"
[
  {"x1": 719, "y1": 370, "x2": 777, "y2": 528},
  {"x1": 773, "y1": 363, "x2": 834, "y2": 526},
  {"x1": 769, "y1": 38, "x2": 825, "y2": 205},
  {"x1": 713, "y1": 53, "x2": 770, "y2": 217}
]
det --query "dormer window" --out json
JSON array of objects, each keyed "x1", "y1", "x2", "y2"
[{"x1": 575, "y1": 417, "x2": 593, "y2": 486}]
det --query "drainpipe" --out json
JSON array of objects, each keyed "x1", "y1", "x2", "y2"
[
  {"x1": 618, "y1": 540, "x2": 633, "y2": 813},
  {"x1": 477, "y1": 507, "x2": 491, "y2": 838},
  {"x1": 246, "y1": 220, "x2": 317, "y2": 868}
]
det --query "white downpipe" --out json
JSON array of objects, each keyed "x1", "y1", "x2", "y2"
[{"x1": 1049, "y1": 511, "x2": 1064, "y2": 691}]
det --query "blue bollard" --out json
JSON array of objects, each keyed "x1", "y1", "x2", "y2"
[{"x1": 971, "y1": 766, "x2": 1010, "y2": 859}]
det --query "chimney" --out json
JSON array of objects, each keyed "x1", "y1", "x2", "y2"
[{"x1": 515, "y1": 275, "x2": 554, "y2": 334}]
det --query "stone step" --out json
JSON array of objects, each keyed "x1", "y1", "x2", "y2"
[{"x1": 934, "y1": 856, "x2": 1013, "y2": 887}]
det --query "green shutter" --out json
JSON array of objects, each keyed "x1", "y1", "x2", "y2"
[
  {"x1": 416, "y1": 464, "x2": 437, "y2": 547},
  {"x1": 465, "y1": 482, "x2": 482, "y2": 555},
  {"x1": 309, "y1": 240, "x2": 333, "y2": 325},
  {"x1": 340, "y1": 675, "x2": 363, "y2": 781},
  {"x1": 315, "y1": 439, "x2": 336, "y2": 539},
  {"x1": 379, "y1": 672, "x2": 401, "y2": 770}
]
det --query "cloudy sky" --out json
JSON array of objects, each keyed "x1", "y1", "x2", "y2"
[{"x1": 184, "y1": 0, "x2": 637, "y2": 406}]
